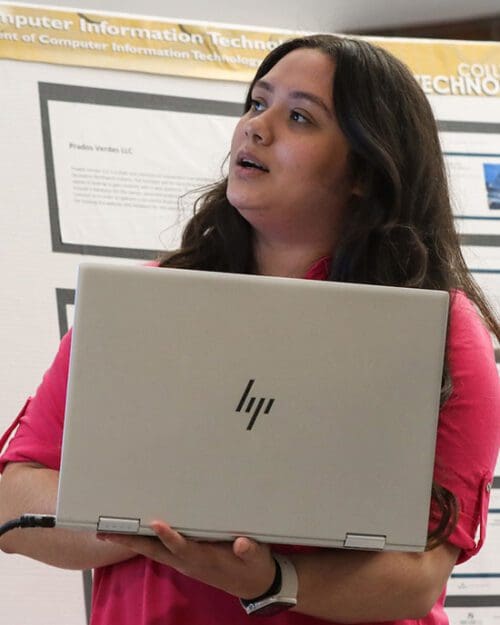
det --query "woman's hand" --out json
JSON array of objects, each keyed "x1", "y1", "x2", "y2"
[{"x1": 97, "y1": 521, "x2": 275, "y2": 599}]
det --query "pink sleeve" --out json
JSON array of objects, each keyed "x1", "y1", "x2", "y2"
[
  {"x1": 0, "y1": 330, "x2": 72, "y2": 472},
  {"x1": 430, "y1": 292, "x2": 500, "y2": 564}
]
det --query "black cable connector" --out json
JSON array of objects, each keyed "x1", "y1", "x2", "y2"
[{"x1": 0, "y1": 514, "x2": 56, "y2": 537}]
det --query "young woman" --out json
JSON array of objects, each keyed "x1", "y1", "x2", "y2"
[{"x1": 0, "y1": 34, "x2": 498, "y2": 625}]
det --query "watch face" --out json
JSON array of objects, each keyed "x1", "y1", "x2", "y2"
[{"x1": 249, "y1": 600, "x2": 296, "y2": 616}]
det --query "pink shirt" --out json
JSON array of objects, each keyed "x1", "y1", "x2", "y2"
[{"x1": 1, "y1": 259, "x2": 499, "y2": 625}]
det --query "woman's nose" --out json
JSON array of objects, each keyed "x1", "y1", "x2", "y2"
[{"x1": 244, "y1": 112, "x2": 273, "y2": 145}]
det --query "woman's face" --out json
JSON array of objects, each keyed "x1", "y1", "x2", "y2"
[{"x1": 227, "y1": 47, "x2": 354, "y2": 247}]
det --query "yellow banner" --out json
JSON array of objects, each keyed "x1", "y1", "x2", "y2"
[
  {"x1": 0, "y1": 3, "x2": 499, "y2": 96},
  {"x1": 374, "y1": 38, "x2": 500, "y2": 97}
]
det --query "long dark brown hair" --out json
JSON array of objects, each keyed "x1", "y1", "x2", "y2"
[{"x1": 159, "y1": 35, "x2": 500, "y2": 547}]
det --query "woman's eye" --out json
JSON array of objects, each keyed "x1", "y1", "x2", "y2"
[
  {"x1": 250, "y1": 99, "x2": 265, "y2": 112},
  {"x1": 291, "y1": 110, "x2": 309, "y2": 124}
]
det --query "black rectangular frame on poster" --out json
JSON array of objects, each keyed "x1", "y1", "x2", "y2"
[{"x1": 40, "y1": 82, "x2": 242, "y2": 259}]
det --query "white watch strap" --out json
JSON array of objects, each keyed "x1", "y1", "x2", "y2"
[
  {"x1": 273, "y1": 553, "x2": 298, "y2": 601},
  {"x1": 239, "y1": 552, "x2": 299, "y2": 616}
]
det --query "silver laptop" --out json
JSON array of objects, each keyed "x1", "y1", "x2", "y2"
[{"x1": 56, "y1": 262, "x2": 449, "y2": 552}]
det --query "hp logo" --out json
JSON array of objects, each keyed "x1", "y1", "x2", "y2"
[{"x1": 236, "y1": 379, "x2": 275, "y2": 430}]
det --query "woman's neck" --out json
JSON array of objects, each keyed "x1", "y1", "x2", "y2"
[{"x1": 254, "y1": 238, "x2": 332, "y2": 278}]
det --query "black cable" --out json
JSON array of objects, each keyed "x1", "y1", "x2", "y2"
[
  {"x1": 0, "y1": 519, "x2": 22, "y2": 536},
  {"x1": 0, "y1": 514, "x2": 56, "y2": 537}
]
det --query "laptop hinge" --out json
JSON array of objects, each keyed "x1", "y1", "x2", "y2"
[
  {"x1": 344, "y1": 533, "x2": 386, "y2": 550},
  {"x1": 97, "y1": 516, "x2": 140, "y2": 534}
]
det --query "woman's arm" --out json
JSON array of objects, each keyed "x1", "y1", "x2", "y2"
[
  {"x1": 291, "y1": 540, "x2": 459, "y2": 622},
  {"x1": 99, "y1": 520, "x2": 460, "y2": 623},
  {"x1": 0, "y1": 461, "x2": 459, "y2": 621},
  {"x1": 0, "y1": 462, "x2": 136, "y2": 570}
]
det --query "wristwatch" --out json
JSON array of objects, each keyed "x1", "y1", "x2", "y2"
[{"x1": 239, "y1": 554, "x2": 298, "y2": 616}]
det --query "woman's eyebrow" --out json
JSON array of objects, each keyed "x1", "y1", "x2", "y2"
[
  {"x1": 290, "y1": 90, "x2": 332, "y2": 117},
  {"x1": 253, "y1": 79, "x2": 332, "y2": 117}
]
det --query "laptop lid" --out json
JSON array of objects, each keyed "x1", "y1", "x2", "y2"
[{"x1": 56, "y1": 262, "x2": 449, "y2": 551}]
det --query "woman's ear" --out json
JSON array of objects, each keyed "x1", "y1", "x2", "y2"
[
  {"x1": 349, "y1": 171, "x2": 366, "y2": 198},
  {"x1": 351, "y1": 181, "x2": 364, "y2": 198},
  {"x1": 346, "y1": 154, "x2": 366, "y2": 198}
]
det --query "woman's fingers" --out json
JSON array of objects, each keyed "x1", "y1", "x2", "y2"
[
  {"x1": 233, "y1": 536, "x2": 259, "y2": 561},
  {"x1": 97, "y1": 531, "x2": 175, "y2": 564},
  {"x1": 151, "y1": 520, "x2": 189, "y2": 556}
]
